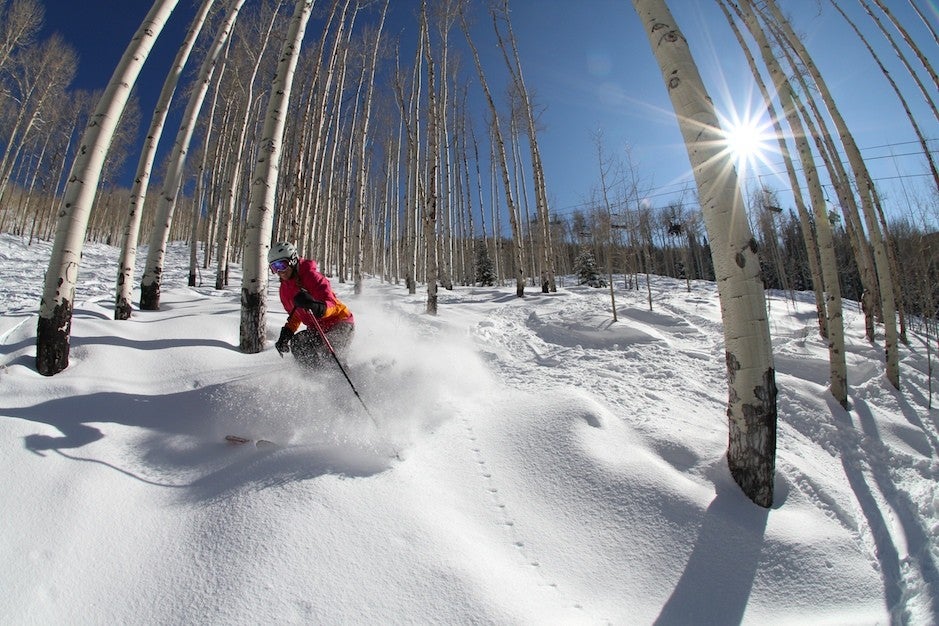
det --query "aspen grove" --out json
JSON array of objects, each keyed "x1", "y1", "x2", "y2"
[{"x1": 1, "y1": 0, "x2": 937, "y2": 507}]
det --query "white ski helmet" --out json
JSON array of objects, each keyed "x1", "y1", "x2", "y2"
[{"x1": 268, "y1": 241, "x2": 298, "y2": 264}]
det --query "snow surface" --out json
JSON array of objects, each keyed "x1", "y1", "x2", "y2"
[{"x1": 1, "y1": 233, "x2": 937, "y2": 624}]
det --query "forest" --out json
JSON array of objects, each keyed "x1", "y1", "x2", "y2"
[{"x1": 1, "y1": 0, "x2": 937, "y2": 506}]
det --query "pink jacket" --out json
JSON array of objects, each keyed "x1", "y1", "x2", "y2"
[{"x1": 279, "y1": 258, "x2": 353, "y2": 333}]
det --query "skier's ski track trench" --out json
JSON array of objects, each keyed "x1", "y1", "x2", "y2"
[{"x1": 472, "y1": 297, "x2": 727, "y2": 431}]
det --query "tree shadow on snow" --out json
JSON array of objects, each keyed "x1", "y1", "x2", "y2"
[
  {"x1": 845, "y1": 397, "x2": 939, "y2": 620},
  {"x1": 6, "y1": 382, "x2": 391, "y2": 503},
  {"x1": 11, "y1": 386, "x2": 224, "y2": 453},
  {"x1": 654, "y1": 479, "x2": 769, "y2": 626}
]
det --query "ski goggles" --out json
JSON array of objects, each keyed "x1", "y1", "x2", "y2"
[{"x1": 269, "y1": 258, "x2": 292, "y2": 273}]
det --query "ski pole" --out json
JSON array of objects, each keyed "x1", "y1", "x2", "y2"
[
  {"x1": 307, "y1": 310, "x2": 401, "y2": 460},
  {"x1": 289, "y1": 304, "x2": 400, "y2": 460},
  {"x1": 307, "y1": 310, "x2": 372, "y2": 417}
]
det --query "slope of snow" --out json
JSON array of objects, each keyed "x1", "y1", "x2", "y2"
[{"x1": 1, "y1": 233, "x2": 937, "y2": 624}]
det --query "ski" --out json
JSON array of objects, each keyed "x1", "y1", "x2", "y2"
[{"x1": 225, "y1": 435, "x2": 275, "y2": 448}]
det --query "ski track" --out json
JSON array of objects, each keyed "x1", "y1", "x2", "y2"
[{"x1": 5, "y1": 236, "x2": 938, "y2": 621}]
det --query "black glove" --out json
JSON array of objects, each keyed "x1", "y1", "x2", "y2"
[
  {"x1": 275, "y1": 326, "x2": 294, "y2": 354},
  {"x1": 293, "y1": 291, "x2": 326, "y2": 317}
]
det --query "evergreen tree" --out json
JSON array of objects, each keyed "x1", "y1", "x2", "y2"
[
  {"x1": 474, "y1": 240, "x2": 496, "y2": 286},
  {"x1": 575, "y1": 249, "x2": 606, "y2": 287}
]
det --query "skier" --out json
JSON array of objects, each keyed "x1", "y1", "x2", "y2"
[{"x1": 268, "y1": 242, "x2": 355, "y2": 368}]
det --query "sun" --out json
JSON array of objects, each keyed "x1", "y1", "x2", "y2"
[
  {"x1": 726, "y1": 120, "x2": 766, "y2": 161},
  {"x1": 719, "y1": 109, "x2": 775, "y2": 175}
]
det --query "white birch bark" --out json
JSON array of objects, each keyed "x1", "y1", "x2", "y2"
[
  {"x1": 763, "y1": 0, "x2": 900, "y2": 389},
  {"x1": 632, "y1": 0, "x2": 777, "y2": 507},
  {"x1": 353, "y1": 0, "x2": 389, "y2": 295},
  {"x1": 240, "y1": 0, "x2": 315, "y2": 353},
  {"x1": 492, "y1": 1, "x2": 556, "y2": 293},
  {"x1": 716, "y1": 0, "x2": 827, "y2": 338},
  {"x1": 0, "y1": 0, "x2": 44, "y2": 82},
  {"x1": 114, "y1": 0, "x2": 214, "y2": 320},
  {"x1": 461, "y1": 9, "x2": 526, "y2": 298},
  {"x1": 139, "y1": 0, "x2": 246, "y2": 311},
  {"x1": 188, "y1": 51, "x2": 228, "y2": 287},
  {"x1": 36, "y1": 0, "x2": 178, "y2": 376},
  {"x1": 216, "y1": 0, "x2": 284, "y2": 290},
  {"x1": 0, "y1": 35, "x2": 76, "y2": 205},
  {"x1": 871, "y1": 0, "x2": 939, "y2": 93},
  {"x1": 421, "y1": 0, "x2": 439, "y2": 314},
  {"x1": 731, "y1": 0, "x2": 848, "y2": 407}
]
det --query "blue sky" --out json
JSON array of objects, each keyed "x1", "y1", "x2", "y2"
[{"x1": 40, "y1": 0, "x2": 938, "y2": 227}]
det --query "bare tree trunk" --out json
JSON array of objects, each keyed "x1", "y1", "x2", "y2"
[
  {"x1": 421, "y1": 0, "x2": 439, "y2": 314},
  {"x1": 392, "y1": 30, "x2": 423, "y2": 295},
  {"x1": 491, "y1": 1, "x2": 556, "y2": 293},
  {"x1": 870, "y1": 0, "x2": 939, "y2": 93},
  {"x1": 114, "y1": 0, "x2": 214, "y2": 320},
  {"x1": 353, "y1": 0, "x2": 389, "y2": 295},
  {"x1": 460, "y1": 7, "x2": 525, "y2": 297},
  {"x1": 741, "y1": 4, "x2": 848, "y2": 408},
  {"x1": 717, "y1": 0, "x2": 827, "y2": 338},
  {"x1": 764, "y1": 0, "x2": 900, "y2": 389},
  {"x1": 189, "y1": 50, "x2": 229, "y2": 287},
  {"x1": 36, "y1": 0, "x2": 178, "y2": 376},
  {"x1": 593, "y1": 131, "x2": 618, "y2": 321},
  {"x1": 633, "y1": 0, "x2": 777, "y2": 507},
  {"x1": 0, "y1": 36, "x2": 76, "y2": 205},
  {"x1": 140, "y1": 0, "x2": 245, "y2": 311},
  {"x1": 0, "y1": 0, "x2": 44, "y2": 73},
  {"x1": 829, "y1": 0, "x2": 938, "y2": 195},
  {"x1": 240, "y1": 0, "x2": 314, "y2": 353},
  {"x1": 908, "y1": 0, "x2": 939, "y2": 47},
  {"x1": 724, "y1": 0, "x2": 848, "y2": 407},
  {"x1": 217, "y1": 1, "x2": 284, "y2": 291}
]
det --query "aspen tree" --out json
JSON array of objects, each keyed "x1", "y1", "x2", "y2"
[
  {"x1": 32, "y1": 92, "x2": 90, "y2": 243},
  {"x1": 352, "y1": 0, "x2": 389, "y2": 295},
  {"x1": 420, "y1": 0, "x2": 440, "y2": 314},
  {"x1": 36, "y1": 0, "x2": 178, "y2": 376},
  {"x1": 391, "y1": 34, "x2": 424, "y2": 294},
  {"x1": 202, "y1": 96, "x2": 236, "y2": 278},
  {"x1": 736, "y1": 0, "x2": 853, "y2": 405},
  {"x1": 331, "y1": 13, "x2": 363, "y2": 280},
  {"x1": 14, "y1": 130, "x2": 51, "y2": 235},
  {"x1": 114, "y1": 0, "x2": 214, "y2": 320},
  {"x1": 301, "y1": 0, "x2": 354, "y2": 260},
  {"x1": 720, "y1": 2, "x2": 849, "y2": 408},
  {"x1": 907, "y1": 0, "x2": 939, "y2": 47},
  {"x1": 774, "y1": 34, "x2": 879, "y2": 342},
  {"x1": 763, "y1": 0, "x2": 900, "y2": 389},
  {"x1": 716, "y1": 0, "x2": 828, "y2": 339},
  {"x1": 216, "y1": 0, "x2": 285, "y2": 291},
  {"x1": 460, "y1": 8, "x2": 526, "y2": 297},
  {"x1": 435, "y1": 2, "x2": 457, "y2": 292},
  {"x1": 0, "y1": 0, "x2": 43, "y2": 75},
  {"x1": 188, "y1": 52, "x2": 229, "y2": 287},
  {"x1": 632, "y1": 0, "x2": 777, "y2": 506},
  {"x1": 140, "y1": 0, "x2": 246, "y2": 311},
  {"x1": 491, "y1": 0, "x2": 556, "y2": 293},
  {"x1": 240, "y1": 0, "x2": 315, "y2": 353},
  {"x1": 316, "y1": 4, "x2": 359, "y2": 273},
  {"x1": 336, "y1": 34, "x2": 366, "y2": 281},
  {"x1": 593, "y1": 131, "x2": 618, "y2": 321},
  {"x1": 290, "y1": 2, "x2": 345, "y2": 252},
  {"x1": 469, "y1": 123, "x2": 491, "y2": 280},
  {"x1": 0, "y1": 35, "x2": 76, "y2": 206},
  {"x1": 870, "y1": 0, "x2": 938, "y2": 93},
  {"x1": 827, "y1": 0, "x2": 938, "y2": 195}
]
